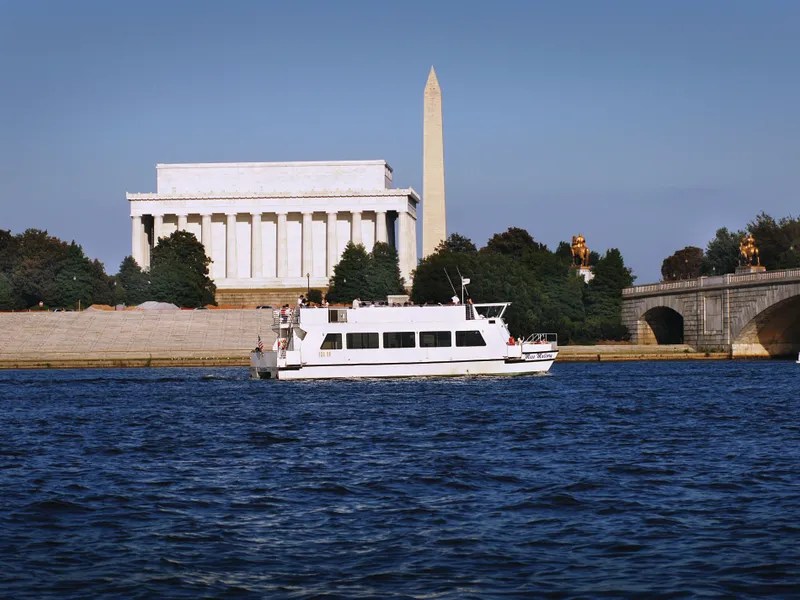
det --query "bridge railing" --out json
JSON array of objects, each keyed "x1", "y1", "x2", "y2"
[{"x1": 623, "y1": 268, "x2": 800, "y2": 296}]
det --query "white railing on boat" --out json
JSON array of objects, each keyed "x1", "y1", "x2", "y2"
[
  {"x1": 272, "y1": 308, "x2": 300, "y2": 328},
  {"x1": 523, "y1": 333, "x2": 558, "y2": 348}
]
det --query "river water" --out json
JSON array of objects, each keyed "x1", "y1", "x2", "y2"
[{"x1": 0, "y1": 361, "x2": 798, "y2": 599}]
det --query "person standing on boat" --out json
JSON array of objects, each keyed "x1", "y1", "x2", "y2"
[
  {"x1": 352, "y1": 297, "x2": 361, "y2": 309},
  {"x1": 466, "y1": 297, "x2": 475, "y2": 320}
]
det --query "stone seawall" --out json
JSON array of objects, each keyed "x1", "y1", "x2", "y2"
[
  {"x1": 0, "y1": 312, "x2": 734, "y2": 370},
  {"x1": 0, "y1": 310, "x2": 277, "y2": 369},
  {"x1": 557, "y1": 344, "x2": 731, "y2": 362}
]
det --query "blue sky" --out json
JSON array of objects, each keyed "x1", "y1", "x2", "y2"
[{"x1": 1, "y1": 0, "x2": 799, "y2": 283}]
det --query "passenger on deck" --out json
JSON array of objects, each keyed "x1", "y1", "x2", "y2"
[{"x1": 352, "y1": 298, "x2": 361, "y2": 309}]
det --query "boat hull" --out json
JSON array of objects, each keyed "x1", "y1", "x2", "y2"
[{"x1": 250, "y1": 351, "x2": 557, "y2": 380}]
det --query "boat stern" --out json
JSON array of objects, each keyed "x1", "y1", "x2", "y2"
[{"x1": 250, "y1": 350, "x2": 278, "y2": 379}]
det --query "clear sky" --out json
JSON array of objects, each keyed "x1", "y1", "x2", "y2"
[{"x1": 2, "y1": 0, "x2": 799, "y2": 283}]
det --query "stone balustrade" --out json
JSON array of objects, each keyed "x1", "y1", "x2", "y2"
[{"x1": 623, "y1": 268, "x2": 800, "y2": 297}]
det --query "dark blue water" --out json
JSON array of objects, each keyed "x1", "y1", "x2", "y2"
[{"x1": 1, "y1": 362, "x2": 798, "y2": 599}]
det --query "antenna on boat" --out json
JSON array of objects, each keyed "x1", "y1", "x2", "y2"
[
  {"x1": 444, "y1": 268, "x2": 458, "y2": 299},
  {"x1": 456, "y1": 267, "x2": 470, "y2": 305}
]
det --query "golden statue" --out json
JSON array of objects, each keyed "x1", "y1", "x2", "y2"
[
  {"x1": 739, "y1": 233, "x2": 761, "y2": 266},
  {"x1": 571, "y1": 233, "x2": 590, "y2": 267}
]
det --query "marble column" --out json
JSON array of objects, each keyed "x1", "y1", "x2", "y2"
[
  {"x1": 226, "y1": 213, "x2": 237, "y2": 279},
  {"x1": 277, "y1": 212, "x2": 288, "y2": 278},
  {"x1": 387, "y1": 212, "x2": 397, "y2": 250},
  {"x1": 177, "y1": 213, "x2": 188, "y2": 231},
  {"x1": 302, "y1": 212, "x2": 313, "y2": 279},
  {"x1": 201, "y1": 214, "x2": 212, "y2": 261},
  {"x1": 131, "y1": 216, "x2": 143, "y2": 266},
  {"x1": 153, "y1": 214, "x2": 164, "y2": 246},
  {"x1": 376, "y1": 211, "x2": 388, "y2": 244},
  {"x1": 326, "y1": 211, "x2": 338, "y2": 277},
  {"x1": 351, "y1": 210, "x2": 362, "y2": 245},
  {"x1": 397, "y1": 211, "x2": 411, "y2": 283},
  {"x1": 251, "y1": 212, "x2": 262, "y2": 279},
  {"x1": 408, "y1": 213, "x2": 417, "y2": 284}
]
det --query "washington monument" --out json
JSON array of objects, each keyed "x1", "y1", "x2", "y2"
[{"x1": 422, "y1": 66, "x2": 446, "y2": 257}]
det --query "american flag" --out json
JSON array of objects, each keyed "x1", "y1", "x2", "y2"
[{"x1": 257, "y1": 336, "x2": 264, "y2": 352}]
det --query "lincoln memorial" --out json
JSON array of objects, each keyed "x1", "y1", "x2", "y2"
[{"x1": 128, "y1": 160, "x2": 419, "y2": 305}]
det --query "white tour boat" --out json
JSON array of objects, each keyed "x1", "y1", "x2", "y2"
[{"x1": 250, "y1": 299, "x2": 558, "y2": 380}]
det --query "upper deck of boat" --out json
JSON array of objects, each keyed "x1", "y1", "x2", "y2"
[{"x1": 279, "y1": 303, "x2": 509, "y2": 326}]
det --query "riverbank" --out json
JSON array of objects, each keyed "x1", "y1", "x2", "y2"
[
  {"x1": 0, "y1": 351, "x2": 250, "y2": 370},
  {"x1": 0, "y1": 345, "x2": 735, "y2": 370},
  {"x1": 557, "y1": 344, "x2": 731, "y2": 362}
]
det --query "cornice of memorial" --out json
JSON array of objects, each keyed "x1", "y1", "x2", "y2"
[
  {"x1": 155, "y1": 159, "x2": 392, "y2": 170},
  {"x1": 126, "y1": 188, "x2": 420, "y2": 201}
]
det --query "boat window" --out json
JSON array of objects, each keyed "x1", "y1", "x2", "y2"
[
  {"x1": 419, "y1": 331, "x2": 452, "y2": 348},
  {"x1": 328, "y1": 309, "x2": 347, "y2": 323},
  {"x1": 456, "y1": 330, "x2": 486, "y2": 347},
  {"x1": 346, "y1": 332, "x2": 379, "y2": 349},
  {"x1": 383, "y1": 332, "x2": 416, "y2": 348},
  {"x1": 320, "y1": 333, "x2": 342, "y2": 350}
]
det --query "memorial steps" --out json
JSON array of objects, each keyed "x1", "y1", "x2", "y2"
[{"x1": 0, "y1": 310, "x2": 277, "y2": 369}]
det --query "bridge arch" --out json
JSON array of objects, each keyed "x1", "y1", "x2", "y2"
[
  {"x1": 732, "y1": 292, "x2": 800, "y2": 357},
  {"x1": 634, "y1": 297, "x2": 687, "y2": 345}
]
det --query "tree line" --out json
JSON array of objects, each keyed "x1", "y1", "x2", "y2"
[
  {"x1": 0, "y1": 229, "x2": 215, "y2": 310},
  {"x1": 2, "y1": 225, "x2": 635, "y2": 344},
  {"x1": 327, "y1": 227, "x2": 635, "y2": 344},
  {"x1": 661, "y1": 212, "x2": 800, "y2": 281}
]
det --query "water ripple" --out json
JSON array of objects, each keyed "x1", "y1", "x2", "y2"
[{"x1": 0, "y1": 361, "x2": 798, "y2": 598}]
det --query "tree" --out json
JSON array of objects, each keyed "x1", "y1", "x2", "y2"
[
  {"x1": 555, "y1": 241, "x2": 572, "y2": 261},
  {"x1": 365, "y1": 242, "x2": 405, "y2": 300},
  {"x1": 436, "y1": 233, "x2": 477, "y2": 254},
  {"x1": 7, "y1": 229, "x2": 71, "y2": 308},
  {"x1": 326, "y1": 242, "x2": 370, "y2": 304},
  {"x1": 149, "y1": 231, "x2": 216, "y2": 307},
  {"x1": 747, "y1": 212, "x2": 800, "y2": 270},
  {"x1": 661, "y1": 246, "x2": 706, "y2": 281},
  {"x1": 484, "y1": 227, "x2": 548, "y2": 257},
  {"x1": 88, "y1": 259, "x2": 115, "y2": 306},
  {"x1": 585, "y1": 248, "x2": 634, "y2": 339},
  {"x1": 0, "y1": 273, "x2": 13, "y2": 310},
  {"x1": 11, "y1": 258, "x2": 59, "y2": 309},
  {"x1": 705, "y1": 227, "x2": 744, "y2": 275},
  {"x1": 0, "y1": 230, "x2": 18, "y2": 275},
  {"x1": 411, "y1": 247, "x2": 478, "y2": 305},
  {"x1": 117, "y1": 256, "x2": 150, "y2": 305}
]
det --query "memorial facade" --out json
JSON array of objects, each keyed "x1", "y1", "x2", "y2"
[{"x1": 128, "y1": 160, "x2": 419, "y2": 305}]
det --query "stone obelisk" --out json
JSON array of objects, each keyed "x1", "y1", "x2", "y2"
[{"x1": 423, "y1": 66, "x2": 446, "y2": 257}]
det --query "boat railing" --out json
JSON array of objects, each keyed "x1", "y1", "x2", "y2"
[
  {"x1": 523, "y1": 333, "x2": 558, "y2": 348},
  {"x1": 272, "y1": 307, "x2": 300, "y2": 329}
]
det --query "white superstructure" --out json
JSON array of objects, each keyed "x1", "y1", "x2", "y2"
[{"x1": 250, "y1": 302, "x2": 558, "y2": 380}]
